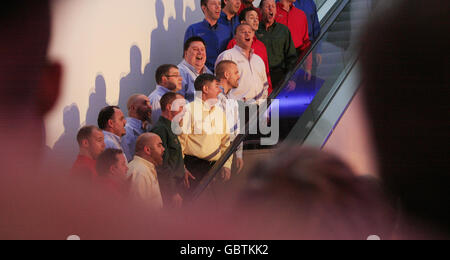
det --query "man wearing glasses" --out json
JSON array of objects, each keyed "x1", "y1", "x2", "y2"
[{"x1": 148, "y1": 64, "x2": 183, "y2": 126}]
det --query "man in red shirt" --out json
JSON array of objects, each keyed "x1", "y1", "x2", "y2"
[
  {"x1": 71, "y1": 126, "x2": 106, "y2": 182},
  {"x1": 96, "y1": 149, "x2": 130, "y2": 199},
  {"x1": 276, "y1": 0, "x2": 312, "y2": 79},
  {"x1": 227, "y1": 7, "x2": 273, "y2": 94}
]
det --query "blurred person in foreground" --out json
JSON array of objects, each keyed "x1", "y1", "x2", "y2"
[
  {"x1": 0, "y1": 1, "x2": 206, "y2": 240},
  {"x1": 235, "y1": 146, "x2": 396, "y2": 240},
  {"x1": 360, "y1": 0, "x2": 450, "y2": 238}
]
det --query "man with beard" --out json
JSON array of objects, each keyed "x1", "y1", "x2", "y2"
[
  {"x1": 128, "y1": 133, "x2": 166, "y2": 211},
  {"x1": 122, "y1": 94, "x2": 153, "y2": 162}
]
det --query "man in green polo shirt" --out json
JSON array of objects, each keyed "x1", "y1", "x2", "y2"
[
  {"x1": 151, "y1": 92, "x2": 194, "y2": 208},
  {"x1": 257, "y1": 0, "x2": 298, "y2": 89}
]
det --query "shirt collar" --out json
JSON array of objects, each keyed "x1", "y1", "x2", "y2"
[
  {"x1": 156, "y1": 85, "x2": 172, "y2": 94},
  {"x1": 103, "y1": 130, "x2": 121, "y2": 141},
  {"x1": 259, "y1": 21, "x2": 277, "y2": 32},
  {"x1": 126, "y1": 117, "x2": 143, "y2": 131},
  {"x1": 233, "y1": 44, "x2": 255, "y2": 58},
  {"x1": 158, "y1": 116, "x2": 172, "y2": 128},
  {"x1": 133, "y1": 155, "x2": 156, "y2": 172},
  {"x1": 220, "y1": 12, "x2": 238, "y2": 23},
  {"x1": 202, "y1": 19, "x2": 219, "y2": 30},
  {"x1": 181, "y1": 59, "x2": 209, "y2": 76},
  {"x1": 194, "y1": 97, "x2": 217, "y2": 112},
  {"x1": 276, "y1": 2, "x2": 294, "y2": 12}
]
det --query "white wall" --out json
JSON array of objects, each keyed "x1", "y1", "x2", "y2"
[{"x1": 45, "y1": 0, "x2": 203, "y2": 165}]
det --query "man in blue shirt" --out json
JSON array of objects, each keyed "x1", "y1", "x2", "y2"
[
  {"x1": 178, "y1": 37, "x2": 212, "y2": 102},
  {"x1": 184, "y1": 0, "x2": 233, "y2": 72},
  {"x1": 121, "y1": 94, "x2": 152, "y2": 162},
  {"x1": 293, "y1": 0, "x2": 321, "y2": 43},
  {"x1": 148, "y1": 65, "x2": 183, "y2": 126},
  {"x1": 219, "y1": 0, "x2": 241, "y2": 36}
]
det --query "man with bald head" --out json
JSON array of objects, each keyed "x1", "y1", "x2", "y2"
[
  {"x1": 128, "y1": 133, "x2": 165, "y2": 210},
  {"x1": 121, "y1": 94, "x2": 153, "y2": 161},
  {"x1": 216, "y1": 23, "x2": 269, "y2": 103}
]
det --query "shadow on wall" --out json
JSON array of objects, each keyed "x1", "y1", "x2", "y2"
[
  {"x1": 51, "y1": 0, "x2": 202, "y2": 165},
  {"x1": 52, "y1": 103, "x2": 81, "y2": 169},
  {"x1": 120, "y1": 0, "x2": 202, "y2": 114},
  {"x1": 86, "y1": 74, "x2": 109, "y2": 126},
  {"x1": 118, "y1": 45, "x2": 146, "y2": 115}
]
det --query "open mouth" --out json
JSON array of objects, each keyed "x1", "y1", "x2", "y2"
[
  {"x1": 269, "y1": 12, "x2": 274, "y2": 19},
  {"x1": 196, "y1": 56, "x2": 204, "y2": 61},
  {"x1": 245, "y1": 37, "x2": 251, "y2": 42}
]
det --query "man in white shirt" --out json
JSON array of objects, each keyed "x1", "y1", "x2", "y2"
[
  {"x1": 215, "y1": 23, "x2": 269, "y2": 104},
  {"x1": 121, "y1": 94, "x2": 152, "y2": 162},
  {"x1": 148, "y1": 64, "x2": 183, "y2": 125},
  {"x1": 128, "y1": 133, "x2": 165, "y2": 211},
  {"x1": 215, "y1": 60, "x2": 245, "y2": 174}
]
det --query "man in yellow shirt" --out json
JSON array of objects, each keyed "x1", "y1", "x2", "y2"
[
  {"x1": 179, "y1": 74, "x2": 233, "y2": 192},
  {"x1": 128, "y1": 133, "x2": 165, "y2": 211}
]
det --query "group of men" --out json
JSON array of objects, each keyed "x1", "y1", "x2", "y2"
[{"x1": 70, "y1": 0, "x2": 321, "y2": 211}]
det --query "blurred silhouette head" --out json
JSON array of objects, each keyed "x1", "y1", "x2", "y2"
[
  {"x1": 238, "y1": 147, "x2": 393, "y2": 239},
  {"x1": 0, "y1": 1, "x2": 61, "y2": 120},
  {"x1": 361, "y1": 0, "x2": 450, "y2": 234}
]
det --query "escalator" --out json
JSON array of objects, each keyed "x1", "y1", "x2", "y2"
[{"x1": 192, "y1": 0, "x2": 379, "y2": 200}]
